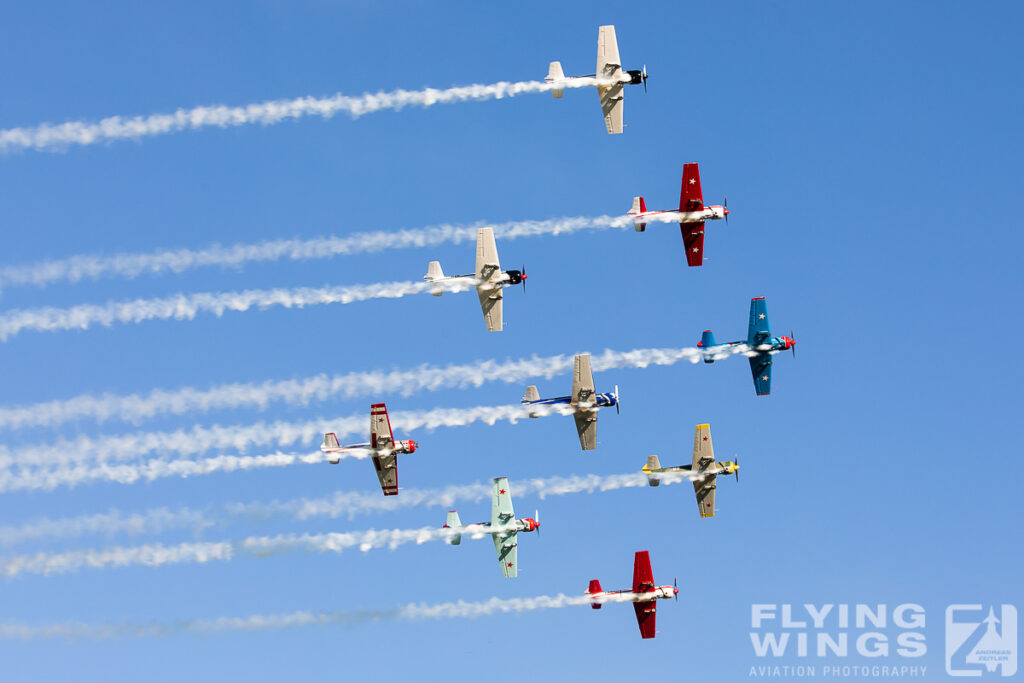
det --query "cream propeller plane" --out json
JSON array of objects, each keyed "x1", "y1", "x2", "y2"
[
  {"x1": 545, "y1": 25, "x2": 647, "y2": 134},
  {"x1": 423, "y1": 227, "x2": 526, "y2": 332}
]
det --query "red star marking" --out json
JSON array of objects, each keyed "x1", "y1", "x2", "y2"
[
  {"x1": 507, "y1": 562, "x2": 513, "y2": 567},
  {"x1": 705, "y1": 502, "x2": 711, "y2": 507},
  {"x1": 499, "y1": 489, "x2": 506, "y2": 494},
  {"x1": 703, "y1": 436, "x2": 708, "y2": 441}
]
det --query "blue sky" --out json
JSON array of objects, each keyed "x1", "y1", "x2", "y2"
[{"x1": 0, "y1": 1, "x2": 1021, "y2": 681}]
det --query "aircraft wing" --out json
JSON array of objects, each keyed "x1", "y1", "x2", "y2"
[
  {"x1": 477, "y1": 286, "x2": 503, "y2": 332},
  {"x1": 571, "y1": 353, "x2": 598, "y2": 450},
  {"x1": 680, "y1": 163, "x2": 704, "y2": 212},
  {"x1": 747, "y1": 297, "x2": 771, "y2": 345},
  {"x1": 633, "y1": 600, "x2": 657, "y2": 639},
  {"x1": 749, "y1": 355, "x2": 773, "y2": 396},
  {"x1": 574, "y1": 411, "x2": 597, "y2": 450},
  {"x1": 597, "y1": 25, "x2": 624, "y2": 134},
  {"x1": 372, "y1": 453, "x2": 399, "y2": 496},
  {"x1": 693, "y1": 473, "x2": 717, "y2": 518},
  {"x1": 494, "y1": 531, "x2": 518, "y2": 578},
  {"x1": 491, "y1": 477, "x2": 515, "y2": 527},
  {"x1": 571, "y1": 353, "x2": 596, "y2": 405},
  {"x1": 370, "y1": 403, "x2": 394, "y2": 450},
  {"x1": 681, "y1": 223, "x2": 706, "y2": 266},
  {"x1": 692, "y1": 424, "x2": 715, "y2": 468},
  {"x1": 631, "y1": 550, "x2": 657, "y2": 637},
  {"x1": 475, "y1": 227, "x2": 503, "y2": 332}
]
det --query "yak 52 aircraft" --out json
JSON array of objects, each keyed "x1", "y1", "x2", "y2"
[
  {"x1": 627, "y1": 162, "x2": 729, "y2": 267},
  {"x1": 698, "y1": 297, "x2": 795, "y2": 396},
  {"x1": 521, "y1": 352, "x2": 619, "y2": 450},
  {"x1": 545, "y1": 24, "x2": 647, "y2": 134},
  {"x1": 586, "y1": 551, "x2": 678, "y2": 639},
  {"x1": 321, "y1": 402, "x2": 418, "y2": 496},
  {"x1": 423, "y1": 227, "x2": 526, "y2": 332},
  {"x1": 643, "y1": 424, "x2": 739, "y2": 518},
  {"x1": 443, "y1": 477, "x2": 540, "y2": 578}
]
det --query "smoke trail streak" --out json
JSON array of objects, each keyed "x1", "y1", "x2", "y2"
[
  {"x1": 0, "y1": 402, "x2": 577, "y2": 473},
  {"x1": 0, "y1": 592, "x2": 650, "y2": 640},
  {"x1": 0, "y1": 345, "x2": 714, "y2": 431},
  {"x1": 0, "y1": 77, "x2": 610, "y2": 153},
  {"x1": 0, "y1": 522, "x2": 528, "y2": 578},
  {"x1": 0, "y1": 278, "x2": 476, "y2": 342},
  {"x1": 0, "y1": 471, "x2": 694, "y2": 547},
  {"x1": 0, "y1": 213, "x2": 692, "y2": 292}
]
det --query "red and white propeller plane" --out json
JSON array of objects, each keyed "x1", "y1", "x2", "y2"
[
  {"x1": 586, "y1": 550, "x2": 678, "y2": 639},
  {"x1": 321, "y1": 402, "x2": 418, "y2": 496},
  {"x1": 627, "y1": 162, "x2": 729, "y2": 266}
]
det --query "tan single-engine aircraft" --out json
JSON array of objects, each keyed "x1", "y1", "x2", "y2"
[
  {"x1": 642, "y1": 424, "x2": 739, "y2": 518},
  {"x1": 321, "y1": 402, "x2": 418, "y2": 496},
  {"x1": 423, "y1": 227, "x2": 526, "y2": 332},
  {"x1": 522, "y1": 353, "x2": 619, "y2": 450},
  {"x1": 545, "y1": 24, "x2": 646, "y2": 134}
]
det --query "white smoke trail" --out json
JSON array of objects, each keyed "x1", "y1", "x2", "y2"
[
  {"x1": 0, "y1": 214, "x2": 694, "y2": 291},
  {"x1": 0, "y1": 471, "x2": 694, "y2": 547},
  {"x1": 0, "y1": 77, "x2": 609, "y2": 153},
  {"x1": 0, "y1": 345, "x2": 714, "y2": 431},
  {"x1": 0, "y1": 402, "x2": 577, "y2": 475},
  {"x1": 0, "y1": 591, "x2": 650, "y2": 640},
  {"x1": 0, "y1": 522, "x2": 525, "y2": 578},
  {"x1": 0, "y1": 278, "x2": 477, "y2": 342}
]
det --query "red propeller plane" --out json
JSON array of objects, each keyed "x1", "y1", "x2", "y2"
[
  {"x1": 627, "y1": 162, "x2": 728, "y2": 266},
  {"x1": 586, "y1": 550, "x2": 678, "y2": 639}
]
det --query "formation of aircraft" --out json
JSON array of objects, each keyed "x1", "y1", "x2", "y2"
[
  {"x1": 627, "y1": 162, "x2": 729, "y2": 266},
  {"x1": 698, "y1": 297, "x2": 796, "y2": 396},
  {"x1": 643, "y1": 424, "x2": 739, "y2": 518},
  {"x1": 586, "y1": 551, "x2": 678, "y2": 639},
  {"x1": 303, "y1": 25, "x2": 792, "y2": 640},
  {"x1": 443, "y1": 477, "x2": 540, "y2": 578},
  {"x1": 321, "y1": 402, "x2": 417, "y2": 496},
  {"x1": 545, "y1": 24, "x2": 647, "y2": 134},
  {"x1": 424, "y1": 227, "x2": 526, "y2": 332},
  {"x1": 521, "y1": 352, "x2": 619, "y2": 450}
]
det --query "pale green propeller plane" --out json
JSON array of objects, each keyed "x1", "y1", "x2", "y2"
[
  {"x1": 642, "y1": 424, "x2": 739, "y2": 518},
  {"x1": 443, "y1": 477, "x2": 540, "y2": 578}
]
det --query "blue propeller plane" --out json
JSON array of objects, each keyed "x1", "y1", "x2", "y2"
[
  {"x1": 521, "y1": 353, "x2": 619, "y2": 450},
  {"x1": 698, "y1": 297, "x2": 795, "y2": 396}
]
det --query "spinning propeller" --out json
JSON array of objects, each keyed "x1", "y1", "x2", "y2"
[
  {"x1": 790, "y1": 329, "x2": 797, "y2": 358},
  {"x1": 733, "y1": 455, "x2": 740, "y2": 483},
  {"x1": 614, "y1": 384, "x2": 621, "y2": 414},
  {"x1": 673, "y1": 576, "x2": 678, "y2": 601},
  {"x1": 534, "y1": 508, "x2": 541, "y2": 537},
  {"x1": 641, "y1": 64, "x2": 648, "y2": 92},
  {"x1": 521, "y1": 264, "x2": 527, "y2": 293}
]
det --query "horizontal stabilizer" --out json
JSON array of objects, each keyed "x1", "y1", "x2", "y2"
[
  {"x1": 546, "y1": 61, "x2": 565, "y2": 98},
  {"x1": 424, "y1": 261, "x2": 446, "y2": 296},
  {"x1": 629, "y1": 196, "x2": 647, "y2": 232},
  {"x1": 323, "y1": 432, "x2": 341, "y2": 464},
  {"x1": 444, "y1": 510, "x2": 462, "y2": 545},
  {"x1": 644, "y1": 455, "x2": 662, "y2": 485},
  {"x1": 587, "y1": 579, "x2": 603, "y2": 609}
]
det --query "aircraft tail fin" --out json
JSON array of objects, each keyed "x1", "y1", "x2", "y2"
[
  {"x1": 522, "y1": 385, "x2": 540, "y2": 402},
  {"x1": 546, "y1": 61, "x2": 565, "y2": 98},
  {"x1": 629, "y1": 196, "x2": 648, "y2": 232},
  {"x1": 443, "y1": 510, "x2": 462, "y2": 545},
  {"x1": 323, "y1": 432, "x2": 341, "y2": 464},
  {"x1": 424, "y1": 261, "x2": 445, "y2": 296},
  {"x1": 643, "y1": 455, "x2": 662, "y2": 486},
  {"x1": 587, "y1": 579, "x2": 603, "y2": 609}
]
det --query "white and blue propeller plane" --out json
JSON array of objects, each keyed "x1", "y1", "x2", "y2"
[
  {"x1": 698, "y1": 297, "x2": 796, "y2": 396},
  {"x1": 521, "y1": 353, "x2": 619, "y2": 450}
]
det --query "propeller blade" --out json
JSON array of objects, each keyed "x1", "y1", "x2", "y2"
[
  {"x1": 724, "y1": 195, "x2": 729, "y2": 225},
  {"x1": 522, "y1": 263, "x2": 527, "y2": 293},
  {"x1": 734, "y1": 455, "x2": 740, "y2": 483},
  {"x1": 535, "y1": 508, "x2": 540, "y2": 536},
  {"x1": 674, "y1": 576, "x2": 678, "y2": 600},
  {"x1": 642, "y1": 64, "x2": 647, "y2": 93},
  {"x1": 614, "y1": 384, "x2": 620, "y2": 414},
  {"x1": 791, "y1": 329, "x2": 796, "y2": 358}
]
